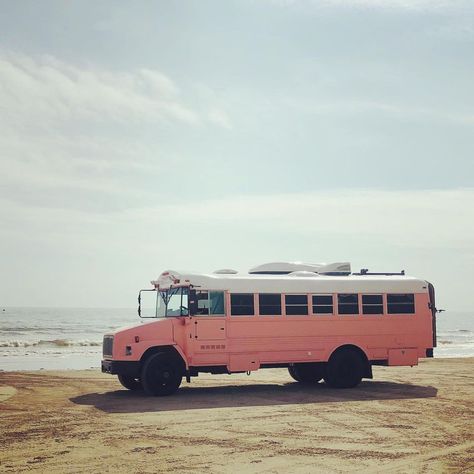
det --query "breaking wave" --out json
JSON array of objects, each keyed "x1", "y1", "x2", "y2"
[{"x1": 0, "y1": 339, "x2": 101, "y2": 348}]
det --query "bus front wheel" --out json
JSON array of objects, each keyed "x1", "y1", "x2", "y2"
[
  {"x1": 288, "y1": 363, "x2": 323, "y2": 383},
  {"x1": 117, "y1": 374, "x2": 142, "y2": 391},
  {"x1": 141, "y1": 353, "x2": 183, "y2": 396},
  {"x1": 324, "y1": 349, "x2": 363, "y2": 388}
]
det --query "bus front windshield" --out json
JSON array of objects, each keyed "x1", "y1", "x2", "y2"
[{"x1": 157, "y1": 287, "x2": 189, "y2": 317}]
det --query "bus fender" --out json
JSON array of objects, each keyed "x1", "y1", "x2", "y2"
[{"x1": 139, "y1": 343, "x2": 189, "y2": 370}]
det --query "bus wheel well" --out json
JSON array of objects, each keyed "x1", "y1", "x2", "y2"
[
  {"x1": 329, "y1": 344, "x2": 372, "y2": 379},
  {"x1": 140, "y1": 346, "x2": 186, "y2": 372}
]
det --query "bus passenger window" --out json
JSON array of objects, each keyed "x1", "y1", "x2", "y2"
[
  {"x1": 338, "y1": 294, "x2": 359, "y2": 315},
  {"x1": 210, "y1": 291, "x2": 225, "y2": 315},
  {"x1": 387, "y1": 294, "x2": 415, "y2": 314},
  {"x1": 285, "y1": 295, "x2": 308, "y2": 315},
  {"x1": 312, "y1": 295, "x2": 333, "y2": 314},
  {"x1": 259, "y1": 294, "x2": 281, "y2": 315},
  {"x1": 362, "y1": 294, "x2": 383, "y2": 314},
  {"x1": 196, "y1": 291, "x2": 209, "y2": 315},
  {"x1": 231, "y1": 294, "x2": 254, "y2": 316}
]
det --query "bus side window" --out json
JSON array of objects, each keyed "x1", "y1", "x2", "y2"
[
  {"x1": 312, "y1": 295, "x2": 333, "y2": 314},
  {"x1": 362, "y1": 294, "x2": 383, "y2": 314},
  {"x1": 231, "y1": 294, "x2": 254, "y2": 316},
  {"x1": 338, "y1": 294, "x2": 359, "y2": 315},
  {"x1": 285, "y1": 295, "x2": 308, "y2": 315},
  {"x1": 196, "y1": 291, "x2": 209, "y2": 315},
  {"x1": 387, "y1": 294, "x2": 415, "y2": 314},
  {"x1": 259, "y1": 294, "x2": 282, "y2": 315},
  {"x1": 210, "y1": 291, "x2": 225, "y2": 315}
]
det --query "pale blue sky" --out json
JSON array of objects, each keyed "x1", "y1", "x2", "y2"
[{"x1": 0, "y1": 1, "x2": 473, "y2": 309}]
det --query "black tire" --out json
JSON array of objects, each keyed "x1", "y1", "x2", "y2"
[
  {"x1": 141, "y1": 353, "x2": 183, "y2": 396},
  {"x1": 288, "y1": 366, "x2": 301, "y2": 381},
  {"x1": 324, "y1": 349, "x2": 363, "y2": 388},
  {"x1": 288, "y1": 363, "x2": 323, "y2": 384},
  {"x1": 117, "y1": 374, "x2": 142, "y2": 391}
]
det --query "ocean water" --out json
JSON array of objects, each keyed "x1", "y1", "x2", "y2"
[
  {"x1": 0, "y1": 307, "x2": 472, "y2": 371},
  {"x1": 0, "y1": 307, "x2": 134, "y2": 371}
]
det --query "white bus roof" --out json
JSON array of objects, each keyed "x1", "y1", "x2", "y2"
[{"x1": 152, "y1": 262, "x2": 428, "y2": 294}]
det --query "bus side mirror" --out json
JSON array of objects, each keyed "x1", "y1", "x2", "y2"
[
  {"x1": 189, "y1": 289, "x2": 197, "y2": 316},
  {"x1": 138, "y1": 289, "x2": 157, "y2": 318}
]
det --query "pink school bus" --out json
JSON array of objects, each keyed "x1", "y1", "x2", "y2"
[{"x1": 101, "y1": 262, "x2": 438, "y2": 396}]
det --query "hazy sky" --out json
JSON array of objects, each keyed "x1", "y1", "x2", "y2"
[{"x1": 1, "y1": 1, "x2": 473, "y2": 310}]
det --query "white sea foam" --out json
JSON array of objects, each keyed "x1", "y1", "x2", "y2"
[{"x1": 0, "y1": 339, "x2": 101, "y2": 348}]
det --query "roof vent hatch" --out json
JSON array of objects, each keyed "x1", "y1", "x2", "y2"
[{"x1": 249, "y1": 262, "x2": 351, "y2": 276}]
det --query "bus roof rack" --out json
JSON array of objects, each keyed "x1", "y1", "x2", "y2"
[{"x1": 354, "y1": 268, "x2": 406, "y2": 276}]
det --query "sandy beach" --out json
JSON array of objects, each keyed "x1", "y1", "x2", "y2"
[{"x1": 0, "y1": 357, "x2": 473, "y2": 473}]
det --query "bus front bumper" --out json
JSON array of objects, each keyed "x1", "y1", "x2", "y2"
[{"x1": 101, "y1": 360, "x2": 141, "y2": 378}]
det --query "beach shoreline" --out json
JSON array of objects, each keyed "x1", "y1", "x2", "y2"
[{"x1": 1, "y1": 357, "x2": 473, "y2": 473}]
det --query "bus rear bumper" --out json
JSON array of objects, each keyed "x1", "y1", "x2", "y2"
[{"x1": 101, "y1": 360, "x2": 141, "y2": 378}]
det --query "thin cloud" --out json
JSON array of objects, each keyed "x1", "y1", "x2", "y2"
[
  {"x1": 322, "y1": 0, "x2": 456, "y2": 10},
  {"x1": 0, "y1": 51, "x2": 198, "y2": 126},
  {"x1": 208, "y1": 107, "x2": 233, "y2": 129},
  {"x1": 4, "y1": 188, "x2": 469, "y2": 251},
  {"x1": 0, "y1": 50, "x2": 235, "y2": 213},
  {"x1": 281, "y1": 98, "x2": 474, "y2": 126},
  {"x1": 149, "y1": 189, "x2": 474, "y2": 249},
  {"x1": 267, "y1": 0, "x2": 467, "y2": 11}
]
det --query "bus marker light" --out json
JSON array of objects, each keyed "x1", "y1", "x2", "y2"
[{"x1": 135, "y1": 336, "x2": 140, "y2": 343}]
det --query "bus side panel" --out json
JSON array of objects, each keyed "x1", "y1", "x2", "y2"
[
  {"x1": 224, "y1": 293, "x2": 432, "y2": 367},
  {"x1": 228, "y1": 354, "x2": 260, "y2": 372},
  {"x1": 388, "y1": 348, "x2": 418, "y2": 366}
]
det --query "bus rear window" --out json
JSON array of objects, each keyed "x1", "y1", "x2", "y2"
[
  {"x1": 387, "y1": 294, "x2": 415, "y2": 314},
  {"x1": 231, "y1": 294, "x2": 254, "y2": 316}
]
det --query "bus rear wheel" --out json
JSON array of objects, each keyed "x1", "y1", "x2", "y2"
[
  {"x1": 117, "y1": 374, "x2": 142, "y2": 391},
  {"x1": 141, "y1": 353, "x2": 183, "y2": 396},
  {"x1": 324, "y1": 349, "x2": 363, "y2": 388},
  {"x1": 288, "y1": 363, "x2": 323, "y2": 383}
]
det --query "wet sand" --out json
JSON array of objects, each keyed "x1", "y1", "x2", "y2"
[{"x1": 0, "y1": 357, "x2": 473, "y2": 473}]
